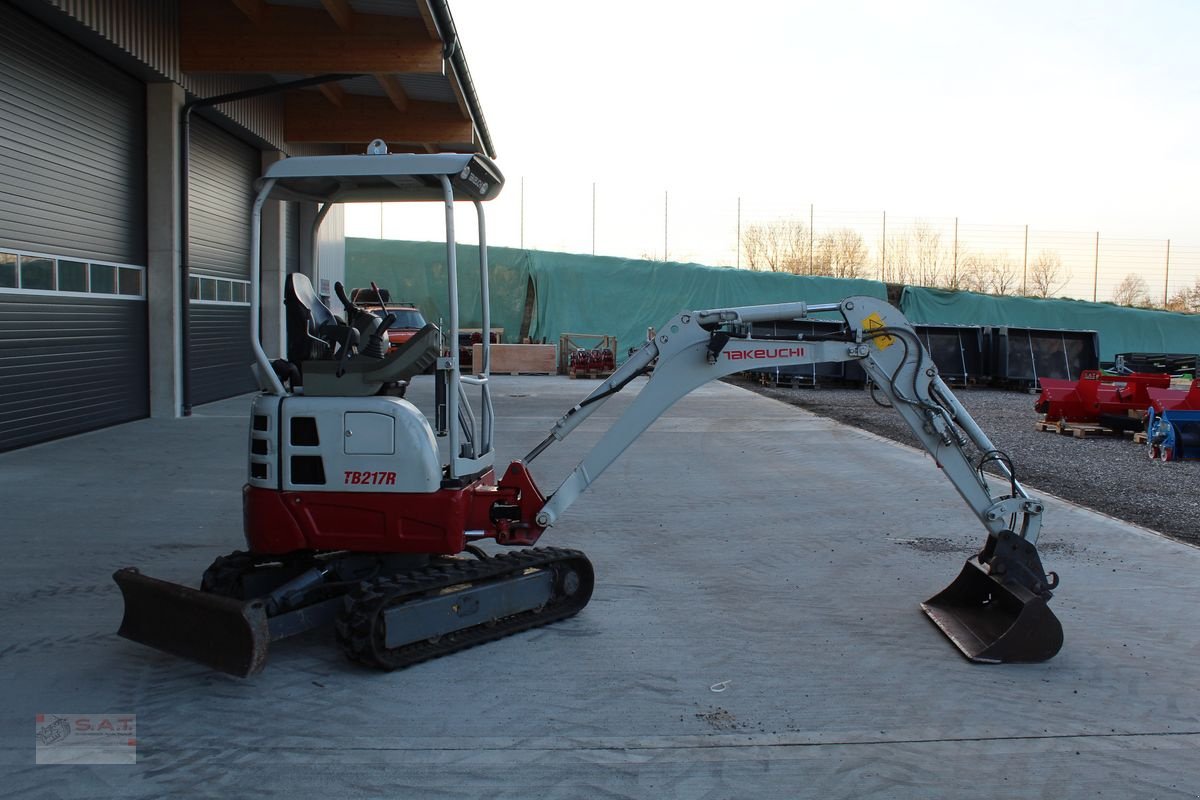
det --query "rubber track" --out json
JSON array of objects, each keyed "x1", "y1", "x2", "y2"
[{"x1": 335, "y1": 547, "x2": 594, "y2": 671}]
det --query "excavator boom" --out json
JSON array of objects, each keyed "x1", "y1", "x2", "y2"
[{"x1": 519, "y1": 295, "x2": 1062, "y2": 663}]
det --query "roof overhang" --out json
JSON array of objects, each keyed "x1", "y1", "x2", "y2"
[{"x1": 181, "y1": 0, "x2": 495, "y2": 157}]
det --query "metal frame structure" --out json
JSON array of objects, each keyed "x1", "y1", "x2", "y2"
[{"x1": 250, "y1": 144, "x2": 503, "y2": 479}]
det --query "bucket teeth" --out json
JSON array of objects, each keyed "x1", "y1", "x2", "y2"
[{"x1": 113, "y1": 568, "x2": 271, "y2": 677}]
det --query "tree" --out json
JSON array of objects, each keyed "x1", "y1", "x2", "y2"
[
  {"x1": 953, "y1": 251, "x2": 1020, "y2": 296},
  {"x1": 882, "y1": 221, "x2": 946, "y2": 286},
  {"x1": 1166, "y1": 277, "x2": 1200, "y2": 313},
  {"x1": 1111, "y1": 273, "x2": 1151, "y2": 307},
  {"x1": 910, "y1": 221, "x2": 947, "y2": 287},
  {"x1": 812, "y1": 228, "x2": 869, "y2": 278},
  {"x1": 742, "y1": 219, "x2": 811, "y2": 273},
  {"x1": 1025, "y1": 250, "x2": 1071, "y2": 298}
]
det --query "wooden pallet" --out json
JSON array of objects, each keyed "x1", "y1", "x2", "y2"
[
  {"x1": 568, "y1": 369, "x2": 613, "y2": 380},
  {"x1": 1061, "y1": 422, "x2": 1123, "y2": 439},
  {"x1": 473, "y1": 343, "x2": 556, "y2": 375},
  {"x1": 1034, "y1": 418, "x2": 1125, "y2": 439}
]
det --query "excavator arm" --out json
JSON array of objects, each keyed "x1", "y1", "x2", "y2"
[{"x1": 512, "y1": 296, "x2": 1063, "y2": 664}]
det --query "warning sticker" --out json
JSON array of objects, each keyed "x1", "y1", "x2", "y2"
[{"x1": 862, "y1": 312, "x2": 895, "y2": 349}]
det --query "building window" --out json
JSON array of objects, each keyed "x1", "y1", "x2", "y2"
[
  {"x1": 118, "y1": 267, "x2": 142, "y2": 296},
  {"x1": 59, "y1": 260, "x2": 88, "y2": 292},
  {"x1": 0, "y1": 253, "x2": 15, "y2": 289},
  {"x1": 90, "y1": 263, "x2": 118, "y2": 294},
  {"x1": 188, "y1": 274, "x2": 251, "y2": 306},
  {"x1": 0, "y1": 250, "x2": 145, "y2": 299},
  {"x1": 21, "y1": 257, "x2": 55, "y2": 291}
]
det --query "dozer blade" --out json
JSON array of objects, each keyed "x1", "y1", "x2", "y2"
[
  {"x1": 922, "y1": 556, "x2": 1063, "y2": 664},
  {"x1": 113, "y1": 568, "x2": 271, "y2": 677}
]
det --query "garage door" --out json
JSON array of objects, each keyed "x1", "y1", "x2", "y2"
[
  {"x1": 0, "y1": 3, "x2": 147, "y2": 452},
  {"x1": 188, "y1": 116, "x2": 259, "y2": 406}
]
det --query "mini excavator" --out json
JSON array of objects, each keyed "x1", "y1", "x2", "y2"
[{"x1": 113, "y1": 143, "x2": 1063, "y2": 676}]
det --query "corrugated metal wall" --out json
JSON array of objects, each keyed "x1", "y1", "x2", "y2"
[
  {"x1": 0, "y1": 2, "x2": 146, "y2": 265},
  {"x1": 286, "y1": 202, "x2": 300, "y2": 274},
  {"x1": 0, "y1": 293, "x2": 148, "y2": 452},
  {"x1": 0, "y1": 2, "x2": 149, "y2": 451},
  {"x1": 188, "y1": 115, "x2": 259, "y2": 402},
  {"x1": 189, "y1": 306, "x2": 254, "y2": 405},
  {"x1": 188, "y1": 116, "x2": 258, "y2": 280},
  {"x1": 42, "y1": 0, "x2": 179, "y2": 79},
  {"x1": 31, "y1": 0, "x2": 287, "y2": 150}
]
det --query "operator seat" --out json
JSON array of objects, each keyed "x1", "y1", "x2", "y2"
[{"x1": 284, "y1": 272, "x2": 357, "y2": 364}]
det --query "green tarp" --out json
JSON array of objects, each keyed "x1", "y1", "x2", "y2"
[
  {"x1": 523, "y1": 251, "x2": 885, "y2": 359},
  {"x1": 345, "y1": 238, "x2": 534, "y2": 343},
  {"x1": 345, "y1": 239, "x2": 1200, "y2": 365},
  {"x1": 900, "y1": 286, "x2": 1200, "y2": 361},
  {"x1": 347, "y1": 238, "x2": 887, "y2": 361}
]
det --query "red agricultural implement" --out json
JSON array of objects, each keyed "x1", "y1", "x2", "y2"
[
  {"x1": 1035, "y1": 370, "x2": 1173, "y2": 424},
  {"x1": 1146, "y1": 379, "x2": 1200, "y2": 414}
]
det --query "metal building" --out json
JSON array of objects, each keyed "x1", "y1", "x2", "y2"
[{"x1": 0, "y1": 0, "x2": 494, "y2": 450}]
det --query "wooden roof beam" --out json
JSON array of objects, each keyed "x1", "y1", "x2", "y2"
[
  {"x1": 415, "y1": 0, "x2": 441, "y2": 39},
  {"x1": 284, "y1": 92, "x2": 473, "y2": 144},
  {"x1": 375, "y1": 74, "x2": 409, "y2": 113},
  {"x1": 229, "y1": 0, "x2": 266, "y2": 27},
  {"x1": 318, "y1": 82, "x2": 345, "y2": 108},
  {"x1": 319, "y1": 0, "x2": 353, "y2": 32},
  {"x1": 181, "y1": 1, "x2": 442, "y2": 73}
]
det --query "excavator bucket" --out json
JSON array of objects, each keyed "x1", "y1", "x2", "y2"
[
  {"x1": 113, "y1": 568, "x2": 271, "y2": 677},
  {"x1": 921, "y1": 533, "x2": 1064, "y2": 663}
]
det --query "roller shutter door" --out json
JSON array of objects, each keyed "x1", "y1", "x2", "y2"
[
  {"x1": 188, "y1": 116, "x2": 258, "y2": 405},
  {"x1": 0, "y1": 4, "x2": 147, "y2": 451}
]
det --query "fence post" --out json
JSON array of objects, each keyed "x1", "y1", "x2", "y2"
[
  {"x1": 1022, "y1": 224, "x2": 1028, "y2": 296},
  {"x1": 880, "y1": 210, "x2": 887, "y2": 281},
  {"x1": 1164, "y1": 238, "x2": 1171, "y2": 307},
  {"x1": 1092, "y1": 232, "x2": 1099, "y2": 302},
  {"x1": 808, "y1": 203, "x2": 814, "y2": 274},
  {"x1": 736, "y1": 196, "x2": 741, "y2": 269},
  {"x1": 953, "y1": 217, "x2": 958, "y2": 287},
  {"x1": 663, "y1": 190, "x2": 668, "y2": 262}
]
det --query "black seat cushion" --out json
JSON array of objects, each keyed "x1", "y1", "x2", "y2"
[{"x1": 284, "y1": 273, "x2": 336, "y2": 363}]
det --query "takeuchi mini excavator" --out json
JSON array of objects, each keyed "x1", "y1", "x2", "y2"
[{"x1": 113, "y1": 143, "x2": 1064, "y2": 677}]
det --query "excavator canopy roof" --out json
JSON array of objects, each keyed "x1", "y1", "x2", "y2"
[{"x1": 257, "y1": 150, "x2": 504, "y2": 205}]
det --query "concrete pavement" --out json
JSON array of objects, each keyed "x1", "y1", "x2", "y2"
[{"x1": 1, "y1": 376, "x2": 1199, "y2": 799}]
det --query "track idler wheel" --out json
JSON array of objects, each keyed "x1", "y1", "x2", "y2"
[{"x1": 921, "y1": 531, "x2": 1063, "y2": 663}]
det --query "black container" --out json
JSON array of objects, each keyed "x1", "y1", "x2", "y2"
[
  {"x1": 988, "y1": 326, "x2": 1100, "y2": 386},
  {"x1": 912, "y1": 324, "x2": 985, "y2": 384}
]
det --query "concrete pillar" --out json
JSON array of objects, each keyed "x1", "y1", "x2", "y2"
[
  {"x1": 260, "y1": 150, "x2": 287, "y2": 358},
  {"x1": 145, "y1": 82, "x2": 183, "y2": 418}
]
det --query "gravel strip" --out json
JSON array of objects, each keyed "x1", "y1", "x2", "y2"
[{"x1": 727, "y1": 376, "x2": 1200, "y2": 547}]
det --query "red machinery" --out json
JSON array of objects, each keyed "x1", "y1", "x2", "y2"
[
  {"x1": 1035, "y1": 370, "x2": 1173, "y2": 423},
  {"x1": 1146, "y1": 379, "x2": 1200, "y2": 414}
]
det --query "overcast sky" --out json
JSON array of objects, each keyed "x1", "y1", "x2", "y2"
[{"x1": 346, "y1": 0, "x2": 1200, "y2": 266}]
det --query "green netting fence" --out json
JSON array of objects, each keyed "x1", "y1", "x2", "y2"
[
  {"x1": 346, "y1": 239, "x2": 1200, "y2": 366},
  {"x1": 347, "y1": 238, "x2": 886, "y2": 361}
]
